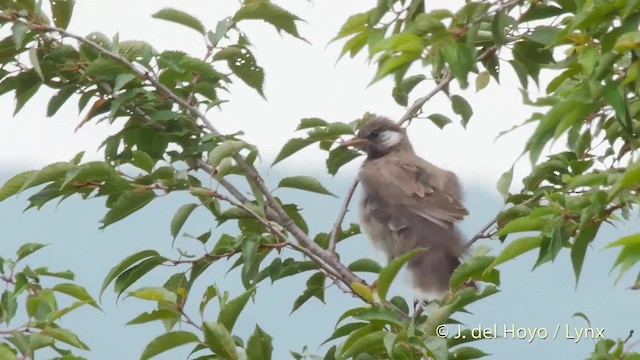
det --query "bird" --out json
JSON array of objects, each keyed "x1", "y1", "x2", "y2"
[{"x1": 340, "y1": 116, "x2": 470, "y2": 299}]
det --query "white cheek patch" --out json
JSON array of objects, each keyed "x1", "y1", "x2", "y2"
[{"x1": 380, "y1": 130, "x2": 402, "y2": 148}]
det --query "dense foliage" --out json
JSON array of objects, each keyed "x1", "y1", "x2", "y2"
[{"x1": 0, "y1": 0, "x2": 639, "y2": 359}]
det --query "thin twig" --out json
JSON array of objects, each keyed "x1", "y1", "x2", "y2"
[{"x1": 328, "y1": 176, "x2": 359, "y2": 252}]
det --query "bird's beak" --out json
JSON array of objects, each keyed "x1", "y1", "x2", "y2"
[{"x1": 340, "y1": 137, "x2": 368, "y2": 148}]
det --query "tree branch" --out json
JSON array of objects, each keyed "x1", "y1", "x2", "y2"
[{"x1": 17, "y1": 17, "x2": 365, "y2": 290}]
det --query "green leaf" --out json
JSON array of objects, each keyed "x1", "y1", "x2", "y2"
[
  {"x1": 272, "y1": 138, "x2": 314, "y2": 165},
  {"x1": 131, "y1": 150, "x2": 154, "y2": 173},
  {"x1": 203, "y1": 321, "x2": 239, "y2": 360},
  {"x1": 28, "y1": 47, "x2": 44, "y2": 82},
  {"x1": 497, "y1": 215, "x2": 546, "y2": 236},
  {"x1": 427, "y1": 113, "x2": 453, "y2": 129},
  {"x1": 578, "y1": 46, "x2": 598, "y2": 75},
  {"x1": 447, "y1": 347, "x2": 489, "y2": 359},
  {"x1": 50, "y1": 0, "x2": 75, "y2": 29},
  {"x1": 377, "y1": 248, "x2": 425, "y2": 301},
  {"x1": 392, "y1": 74, "x2": 426, "y2": 106},
  {"x1": 326, "y1": 147, "x2": 361, "y2": 175},
  {"x1": 604, "y1": 234, "x2": 640, "y2": 249},
  {"x1": 100, "y1": 250, "x2": 160, "y2": 298},
  {"x1": 234, "y1": 0, "x2": 304, "y2": 40},
  {"x1": 341, "y1": 330, "x2": 386, "y2": 358},
  {"x1": 16, "y1": 243, "x2": 47, "y2": 261},
  {"x1": 52, "y1": 283, "x2": 100, "y2": 309},
  {"x1": 218, "y1": 287, "x2": 256, "y2": 332},
  {"x1": 475, "y1": 71, "x2": 490, "y2": 92},
  {"x1": 209, "y1": 140, "x2": 249, "y2": 167},
  {"x1": 487, "y1": 236, "x2": 542, "y2": 273},
  {"x1": 296, "y1": 118, "x2": 328, "y2": 130},
  {"x1": 491, "y1": 11, "x2": 508, "y2": 46},
  {"x1": 291, "y1": 272, "x2": 325, "y2": 313},
  {"x1": 452, "y1": 255, "x2": 500, "y2": 288},
  {"x1": 496, "y1": 166, "x2": 514, "y2": 200},
  {"x1": 44, "y1": 326, "x2": 89, "y2": 350},
  {"x1": 47, "y1": 85, "x2": 76, "y2": 117},
  {"x1": 348, "y1": 259, "x2": 382, "y2": 273},
  {"x1": 170, "y1": 203, "x2": 198, "y2": 239},
  {"x1": 614, "y1": 31, "x2": 640, "y2": 52},
  {"x1": 128, "y1": 287, "x2": 177, "y2": 303},
  {"x1": 100, "y1": 190, "x2": 156, "y2": 228},
  {"x1": 425, "y1": 336, "x2": 448, "y2": 360},
  {"x1": 127, "y1": 309, "x2": 179, "y2": 325},
  {"x1": 610, "y1": 165, "x2": 640, "y2": 197},
  {"x1": 62, "y1": 161, "x2": 116, "y2": 187},
  {"x1": 113, "y1": 256, "x2": 167, "y2": 299},
  {"x1": 451, "y1": 95, "x2": 473, "y2": 128},
  {"x1": 246, "y1": 325, "x2": 273, "y2": 360},
  {"x1": 0, "y1": 170, "x2": 39, "y2": 202},
  {"x1": 214, "y1": 46, "x2": 265, "y2": 98},
  {"x1": 352, "y1": 306, "x2": 406, "y2": 328},
  {"x1": 571, "y1": 222, "x2": 601, "y2": 285},
  {"x1": 277, "y1": 176, "x2": 336, "y2": 197},
  {"x1": 140, "y1": 331, "x2": 200, "y2": 360},
  {"x1": 331, "y1": 12, "x2": 368, "y2": 42},
  {"x1": 152, "y1": 8, "x2": 205, "y2": 35}
]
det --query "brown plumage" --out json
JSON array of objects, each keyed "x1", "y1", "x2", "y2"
[{"x1": 341, "y1": 116, "x2": 469, "y2": 298}]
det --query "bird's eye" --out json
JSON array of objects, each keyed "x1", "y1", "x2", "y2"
[{"x1": 370, "y1": 130, "x2": 381, "y2": 138}]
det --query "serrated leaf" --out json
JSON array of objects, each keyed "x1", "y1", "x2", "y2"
[
  {"x1": 50, "y1": 0, "x2": 75, "y2": 29},
  {"x1": 448, "y1": 346, "x2": 489, "y2": 359},
  {"x1": 278, "y1": 176, "x2": 335, "y2": 197},
  {"x1": 496, "y1": 166, "x2": 513, "y2": 200},
  {"x1": 272, "y1": 138, "x2": 314, "y2": 165},
  {"x1": 218, "y1": 287, "x2": 256, "y2": 332},
  {"x1": 571, "y1": 222, "x2": 600, "y2": 285},
  {"x1": 604, "y1": 233, "x2": 640, "y2": 249},
  {"x1": 140, "y1": 331, "x2": 199, "y2": 360},
  {"x1": 171, "y1": 203, "x2": 198, "y2": 239},
  {"x1": 47, "y1": 85, "x2": 76, "y2": 117},
  {"x1": 100, "y1": 250, "x2": 160, "y2": 298},
  {"x1": 377, "y1": 248, "x2": 425, "y2": 301},
  {"x1": 326, "y1": 147, "x2": 361, "y2": 175},
  {"x1": 209, "y1": 140, "x2": 248, "y2": 167},
  {"x1": 131, "y1": 150, "x2": 154, "y2": 173},
  {"x1": 203, "y1": 321, "x2": 239, "y2": 360},
  {"x1": 348, "y1": 259, "x2": 382, "y2": 273},
  {"x1": 152, "y1": 8, "x2": 205, "y2": 35},
  {"x1": 451, "y1": 95, "x2": 473, "y2": 128},
  {"x1": 214, "y1": 46, "x2": 265, "y2": 98},
  {"x1": 296, "y1": 118, "x2": 328, "y2": 130},
  {"x1": 100, "y1": 190, "x2": 156, "y2": 228},
  {"x1": 246, "y1": 325, "x2": 273, "y2": 360},
  {"x1": 291, "y1": 273, "x2": 325, "y2": 313},
  {"x1": 0, "y1": 170, "x2": 39, "y2": 202},
  {"x1": 234, "y1": 0, "x2": 304, "y2": 40},
  {"x1": 427, "y1": 113, "x2": 453, "y2": 129}
]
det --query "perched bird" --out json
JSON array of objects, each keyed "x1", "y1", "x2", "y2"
[{"x1": 341, "y1": 116, "x2": 469, "y2": 299}]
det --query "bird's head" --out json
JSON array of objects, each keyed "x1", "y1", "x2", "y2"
[{"x1": 340, "y1": 116, "x2": 412, "y2": 158}]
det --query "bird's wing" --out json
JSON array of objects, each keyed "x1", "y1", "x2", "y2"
[{"x1": 360, "y1": 155, "x2": 468, "y2": 229}]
